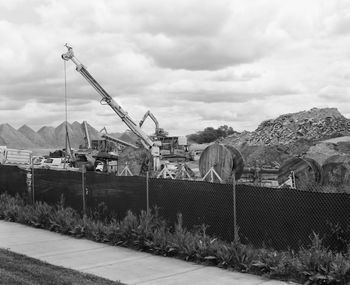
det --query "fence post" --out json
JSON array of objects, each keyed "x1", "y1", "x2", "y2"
[
  {"x1": 82, "y1": 165, "x2": 86, "y2": 216},
  {"x1": 232, "y1": 174, "x2": 239, "y2": 243},
  {"x1": 146, "y1": 171, "x2": 149, "y2": 215},
  {"x1": 26, "y1": 168, "x2": 33, "y2": 204},
  {"x1": 32, "y1": 163, "x2": 35, "y2": 204}
]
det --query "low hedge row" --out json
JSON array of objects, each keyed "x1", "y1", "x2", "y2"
[{"x1": 0, "y1": 193, "x2": 349, "y2": 284}]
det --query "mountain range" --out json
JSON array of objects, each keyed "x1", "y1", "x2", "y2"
[{"x1": 0, "y1": 122, "x2": 123, "y2": 149}]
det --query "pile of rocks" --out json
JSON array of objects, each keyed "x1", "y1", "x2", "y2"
[
  {"x1": 218, "y1": 108, "x2": 350, "y2": 168},
  {"x1": 247, "y1": 108, "x2": 350, "y2": 146}
]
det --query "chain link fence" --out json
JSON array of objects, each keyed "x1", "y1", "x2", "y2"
[
  {"x1": 235, "y1": 183, "x2": 350, "y2": 250},
  {"x1": 0, "y1": 164, "x2": 349, "y2": 251}
]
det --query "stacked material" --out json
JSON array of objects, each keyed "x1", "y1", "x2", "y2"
[
  {"x1": 249, "y1": 108, "x2": 350, "y2": 145},
  {"x1": 222, "y1": 108, "x2": 350, "y2": 147},
  {"x1": 219, "y1": 108, "x2": 350, "y2": 168}
]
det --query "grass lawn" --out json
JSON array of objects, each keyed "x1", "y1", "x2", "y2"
[{"x1": 0, "y1": 248, "x2": 124, "y2": 285}]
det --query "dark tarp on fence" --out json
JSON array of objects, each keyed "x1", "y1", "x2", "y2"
[
  {"x1": 236, "y1": 184, "x2": 350, "y2": 249},
  {"x1": 1, "y1": 165, "x2": 350, "y2": 250},
  {"x1": 0, "y1": 165, "x2": 27, "y2": 196},
  {"x1": 33, "y1": 169, "x2": 147, "y2": 217},
  {"x1": 149, "y1": 178, "x2": 235, "y2": 241},
  {"x1": 86, "y1": 173, "x2": 146, "y2": 218},
  {"x1": 34, "y1": 169, "x2": 83, "y2": 211}
]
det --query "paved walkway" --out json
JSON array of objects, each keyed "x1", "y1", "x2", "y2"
[{"x1": 0, "y1": 220, "x2": 297, "y2": 285}]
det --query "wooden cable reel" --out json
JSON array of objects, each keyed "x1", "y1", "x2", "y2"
[
  {"x1": 321, "y1": 155, "x2": 350, "y2": 185},
  {"x1": 199, "y1": 143, "x2": 244, "y2": 182},
  {"x1": 117, "y1": 146, "x2": 153, "y2": 176},
  {"x1": 278, "y1": 157, "x2": 322, "y2": 188}
]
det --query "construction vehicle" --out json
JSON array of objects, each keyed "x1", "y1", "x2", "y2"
[
  {"x1": 139, "y1": 110, "x2": 168, "y2": 138},
  {"x1": 139, "y1": 110, "x2": 191, "y2": 162},
  {"x1": 62, "y1": 44, "x2": 161, "y2": 170}
]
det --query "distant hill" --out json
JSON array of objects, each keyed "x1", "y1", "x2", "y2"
[
  {"x1": 18, "y1": 125, "x2": 47, "y2": 147},
  {"x1": 118, "y1": 130, "x2": 139, "y2": 145},
  {"x1": 0, "y1": 122, "x2": 121, "y2": 150},
  {"x1": 0, "y1": 124, "x2": 37, "y2": 149},
  {"x1": 37, "y1": 126, "x2": 57, "y2": 147}
]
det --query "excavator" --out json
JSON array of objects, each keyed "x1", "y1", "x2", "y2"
[
  {"x1": 139, "y1": 110, "x2": 168, "y2": 138},
  {"x1": 62, "y1": 44, "x2": 161, "y2": 170},
  {"x1": 139, "y1": 110, "x2": 191, "y2": 161}
]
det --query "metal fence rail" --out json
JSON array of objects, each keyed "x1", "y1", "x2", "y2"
[{"x1": 0, "y1": 165, "x2": 349, "y2": 251}]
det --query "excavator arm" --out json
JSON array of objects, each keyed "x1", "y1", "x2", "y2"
[
  {"x1": 139, "y1": 110, "x2": 168, "y2": 138},
  {"x1": 139, "y1": 110, "x2": 159, "y2": 130}
]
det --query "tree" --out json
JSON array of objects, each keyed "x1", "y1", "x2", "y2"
[{"x1": 187, "y1": 125, "x2": 238, "y2": 144}]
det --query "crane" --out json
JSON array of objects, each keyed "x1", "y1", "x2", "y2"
[
  {"x1": 82, "y1": 120, "x2": 92, "y2": 149},
  {"x1": 61, "y1": 44, "x2": 160, "y2": 170}
]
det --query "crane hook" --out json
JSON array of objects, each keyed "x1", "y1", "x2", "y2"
[{"x1": 62, "y1": 43, "x2": 74, "y2": 61}]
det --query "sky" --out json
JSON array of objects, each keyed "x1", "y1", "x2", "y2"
[{"x1": 1, "y1": 0, "x2": 350, "y2": 136}]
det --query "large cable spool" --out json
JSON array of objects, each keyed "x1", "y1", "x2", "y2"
[
  {"x1": 321, "y1": 155, "x2": 350, "y2": 185},
  {"x1": 118, "y1": 146, "x2": 152, "y2": 176},
  {"x1": 199, "y1": 143, "x2": 244, "y2": 182},
  {"x1": 278, "y1": 157, "x2": 322, "y2": 187}
]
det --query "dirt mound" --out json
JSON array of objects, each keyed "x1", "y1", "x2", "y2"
[
  {"x1": 37, "y1": 126, "x2": 57, "y2": 147},
  {"x1": 118, "y1": 130, "x2": 140, "y2": 145},
  {"x1": 18, "y1": 125, "x2": 47, "y2": 147},
  {"x1": 0, "y1": 124, "x2": 37, "y2": 149},
  {"x1": 249, "y1": 107, "x2": 349, "y2": 145},
  {"x1": 1, "y1": 122, "x2": 103, "y2": 149},
  {"x1": 220, "y1": 108, "x2": 350, "y2": 167}
]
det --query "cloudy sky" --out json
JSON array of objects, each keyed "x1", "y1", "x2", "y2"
[{"x1": 1, "y1": 0, "x2": 350, "y2": 136}]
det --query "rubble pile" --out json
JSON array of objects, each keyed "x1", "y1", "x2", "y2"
[
  {"x1": 248, "y1": 108, "x2": 350, "y2": 146},
  {"x1": 249, "y1": 108, "x2": 350, "y2": 145},
  {"x1": 220, "y1": 107, "x2": 350, "y2": 167}
]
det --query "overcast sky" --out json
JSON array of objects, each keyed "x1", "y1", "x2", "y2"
[{"x1": 1, "y1": 0, "x2": 350, "y2": 135}]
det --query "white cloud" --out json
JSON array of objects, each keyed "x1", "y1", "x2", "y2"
[{"x1": 1, "y1": 0, "x2": 350, "y2": 136}]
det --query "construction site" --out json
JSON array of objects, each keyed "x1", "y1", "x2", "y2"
[
  {"x1": 0, "y1": 45, "x2": 350, "y2": 192},
  {"x1": 0, "y1": 45, "x2": 348, "y2": 259}
]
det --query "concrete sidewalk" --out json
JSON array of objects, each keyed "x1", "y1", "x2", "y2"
[{"x1": 0, "y1": 220, "x2": 297, "y2": 285}]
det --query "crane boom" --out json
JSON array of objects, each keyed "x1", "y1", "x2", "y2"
[
  {"x1": 82, "y1": 121, "x2": 92, "y2": 149},
  {"x1": 61, "y1": 45, "x2": 154, "y2": 148}
]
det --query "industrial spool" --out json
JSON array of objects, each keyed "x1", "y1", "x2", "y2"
[
  {"x1": 321, "y1": 155, "x2": 350, "y2": 185},
  {"x1": 199, "y1": 143, "x2": 244, "y2": 182},
  {"x1": 277, "y1": 157, "x2": 322, "y2": 188},
  {"x1": 117, "y1": 146, "x2": 152, "y2": 176}
]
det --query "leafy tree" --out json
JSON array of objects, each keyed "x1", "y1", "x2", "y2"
[{"x1": 187, "y1": 125, "x2": 238, "y2": 144}]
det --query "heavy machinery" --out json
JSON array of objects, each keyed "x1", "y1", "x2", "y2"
[
  {"x1": 139, "y1": 110, "x2": 168, "y2": 138},
  {"x1": 62, "y1": 44, "x2": 161, "y2": 171},
  {"x1": 139, "y1": 110, "x2": 190, "y2": 161}
]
